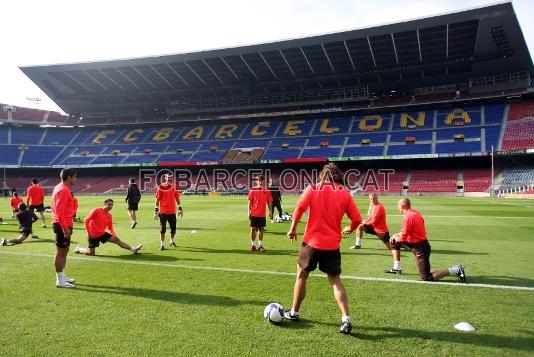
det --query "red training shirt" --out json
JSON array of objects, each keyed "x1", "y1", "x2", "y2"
[
  {"x1": 248, "y1": 186, "x2": 272, "y2": 217},
  {"x1": 293, "y1": 183, "x2": 362, "y2": 250},
  {"x1": 51, "y1": 182, "x2": 74, "y2": 229},
  {"x1": 364, "y1": 202, "x2": 389, "y2": 234},
  {"x1": 10, "y1": 196, "x2": 23, "y2": 210},
  {"x1": 396, "y1": 209, "x2": 427, "y2": 244},
  {"x1": 26, "y1": 184, "x2": 45, "y2": 206},
  {"x1": 72, "y1": 196, "x2": 78, "y2": 213},
  {"x1": 156, "y1": 183, "x2": 180, "y2": 214},
  {"x1": 84, "y1": 207, "x2": 115, "y2": 238}
]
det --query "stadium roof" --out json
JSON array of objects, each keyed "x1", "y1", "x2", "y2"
[{"x1": 20, "y1": 2, "x2": 533, "y2": 116}]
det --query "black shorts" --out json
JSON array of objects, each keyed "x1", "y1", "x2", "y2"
[
  {"x1": 297, "y1": 243, "x2": 342, "y2": 276},
  {"x1": 159, "y1": 214, "x2": 177, "y2": 235},
  {"x1": 400, "y1": 240, "x2": 433, "y2": 281},
  {"x1": 249, "y1": 216, "x2": 266, "y2": 228},
  {"x1": 29, "y1": 204, "x2": 45, "y2": 213},
  {"x1": 53, "y1": 223, "x2": 72, "y2": 248},
  {"x1": 128, "y1": 202, "x2": 139, "y2": 211},
  {"x1": 363, "y1": 225, "x2": 394, "y2": 246},
  {"x1": 88, "y1": 232, "x2": 113, "y2": 248},
  {"x1": 19, "y1": 227, "x2": 31, "y2": 236}
]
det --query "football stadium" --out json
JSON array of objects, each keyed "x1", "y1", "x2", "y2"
[{"x1": 1, "y1": 2, "x2": 534, "y2": 355}]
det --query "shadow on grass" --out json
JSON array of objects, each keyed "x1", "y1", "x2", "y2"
[
  {"x1": 75, "y1": 283, "x2": 263, "y2": 307},
  {"x1": 347, "y1": 325, "x2": 534, "y2": 352},
  {"x1": 96, "y1": 253, "x2": 203, "y2": 262},
  {"x1": 431, "y1": 249, "x2": 488, "y2": 256},
  {"x1": 468, "y1": 275, "x2": 534, "y2": 288},
  {"x1": 177, "y1": 245, "x2": 297, "y2": 256}
]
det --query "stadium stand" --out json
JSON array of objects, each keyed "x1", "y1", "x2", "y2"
[{"x1": 408, "y1": 169, "x2": 458, "y2": 193}]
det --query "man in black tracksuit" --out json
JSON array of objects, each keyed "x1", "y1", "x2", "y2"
[
  {"x1": 1, "y1": 203, "x2": 38, "y2": 246},
  {"x1": 125, "y1": 178, "x2": 141, "y2": 229},
  {"x1": 268, "y1": 178, "x2": 283, "y2": 222}
]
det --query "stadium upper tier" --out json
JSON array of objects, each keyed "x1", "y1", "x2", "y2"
[{"x1": 0, "y1": 102, "x2": 524, "y2": 167}]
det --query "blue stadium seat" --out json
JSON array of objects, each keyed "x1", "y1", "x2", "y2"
[
  {"x1": 0, "y1": 145, "x2": 22, "y2": 165},
  {"x1": 387, "y1": 144, "x2": 431, "y2": 155},
  {"x1": 389, "y1": 130, "x2": 432, "y2": 142},
  {"x1": 435, "y1": 141, "x2": 481, "y2": 153},
  {"x1": 484, "y1": 104, "x2": 506, "y2": 124}
]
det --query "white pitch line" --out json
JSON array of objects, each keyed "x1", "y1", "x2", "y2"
[{"x1": 1, "y1": 251, "x2": 533, "y2": 292}]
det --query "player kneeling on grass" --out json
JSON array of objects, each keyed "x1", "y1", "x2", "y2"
[
  {"x1": 389, "y1": 198, "x2": 466, "y2": 283},
  {"x1": 74, "y1": 199, "x2": 142, "y2": 256},
  {"x1": 1, "y1": 203, "x2": 38, "y2": 246}
]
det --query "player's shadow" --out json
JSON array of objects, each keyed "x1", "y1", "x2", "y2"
[
  {"x1": 431, "y1": 249, "x2": 488, "y2": 255},
  {"x1": 21, "y1": 238, "x2": 55, "y2": 244},
  {"x1": 75, "y1": 284, "x2": 263, "y2": 307},
  {"x1": 468, "y1": 275, "x2": 534, "y2": 288},
  {"x1": 310, "y1": 322, "x2": 533, "y2": 351},
  {"x1": 177, "y1": 245, "x2": 296, "y2": 256},
  {"x1": 96, "y1": 253, "x2": 203, "y2": 262}
]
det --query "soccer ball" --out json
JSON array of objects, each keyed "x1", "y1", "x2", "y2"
[{"x1": 263, "y1": 303, "x2": 285, "y2": 324}]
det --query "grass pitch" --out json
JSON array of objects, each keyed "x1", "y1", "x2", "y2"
[{"x1": 1, "y1": 195, "x2": 533, "y2": 356}]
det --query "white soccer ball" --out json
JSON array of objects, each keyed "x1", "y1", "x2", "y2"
[
  {"x1": 275, "y1": 216, "x2": 283, "y2": 223},
  {"x1": 263, "y1": 303, "x2": 285, "y2": 324}
]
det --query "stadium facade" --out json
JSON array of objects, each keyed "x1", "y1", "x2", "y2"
[{"x1": 1, "y1": 2, "x2": 533, "y2": 196}]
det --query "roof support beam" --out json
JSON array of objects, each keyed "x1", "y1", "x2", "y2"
[
  {"x1": 98, "y1": 69, "x2": 126, "y2": 91},
  {"x1": 165, "y1": 63, "x2": 191, "y2": 87},
  {"x1": 202, "y1": 59, "x2": 224, "y2": 85},
  {"x1": 239, "y1": 55, "x2": 260, "y2": 80},
  {"x1": 321, "y1": 44, "x2": 336, "y2": 73},
  {"x1": 416, "y1": 29, "x2": 424, "y2": 78},
  {"x1": 184, "y1": 61, "x2": 207, "y2": 86},
  {"x1": 83, "y1": 70, "x2": 111, "y2": 92},
  {"x1": 116, "y1": 68, "x2": 142, "y2": 90},
  {"x1": 220, "y1": 57, "x2": 240, "y2": 80},
  {"x1": 367, "y1": 37, "x2": 377, "y2": 68},
  {"x1": 132, "y1": 67, "x2": 157, "y2": 89},
  {"x1": 299, "y1": 47, "x2": 316, "y2": 75},
  {"x1": 343, "y1": 41, "x2": 356, "y2": 71},
  {"x1": 279, "y1": 49, "x2": 296, "y2": 77},
  {"x1": 150, "y1": 64, "x2": 175, "y2": 88},
  {"x1": 63, "y1": 71, "x2": 94, "y2": 94},
  {"x1": 258, "y1": 52, "x2": 279, "y2": 80}
]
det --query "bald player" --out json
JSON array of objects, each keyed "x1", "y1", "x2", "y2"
[{"x1": 390, "y1": 198, "x2": 466, "y2": 283}]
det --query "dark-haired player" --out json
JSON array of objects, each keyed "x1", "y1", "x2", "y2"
[
  {"x1": 1, "y1": 203, "x2": 38, "y2": 246},
  {"x1": 74, "y1": 199, "x2": 142, "y2": 256},
  {"x1": 248, "y1": 175, "x2": 272, "y2": 252},
  {"x1": 126, "y1": 178, "x2": 141, "y2": 229},
  {"x1": 10, "y1": 192, "x2": 22, "y2": 218},
  {"x1": 286, "y1": 163, "x2": 362, "y2": 334},
  {"x1": 26, "y1": 178, "x2": 46, "y2": 228},
  {"x1": 51, "y1": 168, "x2": 77, "y2": 288},
  {"x1": 155, "y1": 174, "x2": 182, "y2": 250}
]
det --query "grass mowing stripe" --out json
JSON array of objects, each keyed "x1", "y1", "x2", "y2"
[{"x1": 2, "y1": 250, "x2": 533, "y2": 292}]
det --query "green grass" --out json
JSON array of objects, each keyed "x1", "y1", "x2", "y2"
[{"x1": 1, "y1": 195, "x2": 533, "y2": 356}]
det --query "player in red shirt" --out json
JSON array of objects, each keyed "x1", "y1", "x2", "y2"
[
  {"x1": 155, "y1": 174, "x2": 182, "y2": 250},
  {"x1": 51, "y1": 168, "x2": 77, "y2": 288},
  {"x1": 286, "y1": 163, "x2": 362, "y2": 334},
  {"x1": 390, "y1": 198, "x2": 466, "y2": 283},
  {"x1": 247, "y1": 175, "x2": 272, "y2": 252},
  {"x1": 10, "y1": 192, "x2": 23, "y2": 218},
  {"x1": 350, "y1": 193, "x2": 402, "y2": 274},
  {"x1": 26, "y1": 178, "x2": 46, "y2": 228},
  {"x1": 74, "y1": 199, "x2": 142, "y2": 256}
]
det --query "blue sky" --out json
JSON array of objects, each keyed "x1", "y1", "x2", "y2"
[{"x1": 0, "y1": 0, "x2": 532, "y2": 113}]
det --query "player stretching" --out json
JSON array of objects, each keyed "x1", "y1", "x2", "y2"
[
  {"x1": 248, "y1": 175, "x2": 272, "y2": 252},
  {"x1": 350, "y1": 193, "x2": 402, "y2": 274},
  {"x1": 286, "y1": 163, "x2": 362, "y2": 334},
  {"x1": 26, "y1": 178, "x2": 46, "y2": 228},
  {"x1": 1, "y1": 203, "x2": 38, "y2": 246},
  {"x1": 74, "y1": 199, "x2": 142, "y2": 256},
  {"x1": 51, "y1": 168, "x2": 77, "y2": 288},
  {"x1": 390, "y1": 198, "x2": 466, "y2": 283},
  {"x1": 155, "y1": 174, "x2": 182, "y2": 250}
]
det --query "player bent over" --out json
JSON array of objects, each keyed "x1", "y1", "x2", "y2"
[
  {"x1": 1, "y1": 203, "x2": 38, "y2": 246},
  {"x1": 350, "y1": 193, "x2": 402, "y2": 274},
  {"x1": 74, "y1": 199, "x2": 142, "y2": 256},
  {"x1": 390, "y1": 198, "x2": 466, "y2": 283}
]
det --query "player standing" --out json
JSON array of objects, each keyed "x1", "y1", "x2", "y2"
[
  {"x1": 51, "y1": 168, "x2": 77, "y2": 288},
  {"x1": 390, "y1": 198, "x2": 466, "y2": 282},
  {"x1": 248, "y1": 175, "x2": 272, "y2": 252},
  {"x1": 74, "y1": 199, "x2": 142, "y2": 255},
  {"x1": 126, "y1": 178, "x2": 141, "y2": 229},
  {"x1": 155, "y1": 174, "x2": 182, "y2": 250},
  {"x1": 10, "y1": 192, "x2": 22, "y2": 218},
  {"x1": 268, "y1": 178, "x2": 283, "y2": 223},
  {"x1": 286, "y1": 163, "x2": 362, "y2": 334},
  {"x1": 350, "y1": 193, "x2": 402, "y2": 274},
  {"x1": 26, "y1": 178, "x2": 46, "y2": 228}
]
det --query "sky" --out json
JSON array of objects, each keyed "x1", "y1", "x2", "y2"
[{"x1": 0, "y1": 0, "x2": 532, "y2": 113}]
